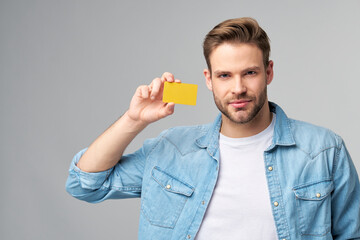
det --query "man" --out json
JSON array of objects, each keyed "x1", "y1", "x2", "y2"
[{"x1": 66, "y1": 17, "x2": 360, "y2": 239}]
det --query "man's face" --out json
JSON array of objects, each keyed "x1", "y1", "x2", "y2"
[{"x1": 204, "y1": 43, "x2": 273, "y2": 125}]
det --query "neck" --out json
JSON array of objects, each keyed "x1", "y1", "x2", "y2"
[{"x1": 220, "y1": 100, "x2": 272, "y2": 138}]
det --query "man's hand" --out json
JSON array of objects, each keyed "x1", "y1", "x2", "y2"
[
  {"x1": 77, "y1": 72, "x2": 180, "y2": 172},
  {"x1": 127, "y1": 72, "x2": 180, "y2": 124}
]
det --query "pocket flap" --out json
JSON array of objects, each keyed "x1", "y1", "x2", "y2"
[
  {"x1": 151, "y1": 166, "x2": 195, "y2": 197},
  {"x1": 293, "y1": 179, "x2": 334, "y2": 200}
]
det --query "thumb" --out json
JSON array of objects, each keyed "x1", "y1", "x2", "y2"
[{"x1": 159, "y1": 102, "x2": 175, "y2": 118}]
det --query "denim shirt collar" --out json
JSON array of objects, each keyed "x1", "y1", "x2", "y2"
[
  {"x1": 195, "y1": 113, "x2": 222, "y2": 160},
  {"x1": 195, "y1": 102, "x2": 296, "y2": 156},
  {"x1": 268, "y1": 102, "x2": 296, "y2": 149}
]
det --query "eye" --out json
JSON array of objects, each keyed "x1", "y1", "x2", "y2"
[
  {"x1": 218, "y1": 73, "x2": 230, "y2": 78},
  {"x1": 246, "y1": 71, "x2": 256, "y2": 75}
]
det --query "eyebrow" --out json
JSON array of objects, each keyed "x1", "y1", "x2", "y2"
[
  {"x1": 213, "y1": 66, "x2": 262, "y2": 75},
  {"x1": 213, "y1": 70, "x2": 231, "y2": 75},
  {"x1": 243, "y1": 66, "x2": 261, "y2": 72}
]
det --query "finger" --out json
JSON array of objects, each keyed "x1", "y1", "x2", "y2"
[
  {"x1": 167, "y1": 102, "x2": 175, "y2": 114},
  {"x1": 161, "y1": 72, "x2": 174, "y2": 82},
  {"x1": 135, "y1": 85, "x2": 144, "y2": 98},
  {"x1": 159, "y1": 102, "x2": 175, "y2": 118},
  {"x1": 139, "y1": 85, "x2": 150, "y2": 99},
  {"x1": 150, "y1": 78, "x2": 162, "y2": 100},
  {"x1": 174, "y1": 78, "x2": 181, "y2": 83}
]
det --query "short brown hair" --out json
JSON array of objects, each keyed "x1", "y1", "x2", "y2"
[{"x1": 203, "y1": 17, "x2": 270, "y2": 72}]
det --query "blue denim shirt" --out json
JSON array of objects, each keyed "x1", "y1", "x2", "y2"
[{"x1": 66, "y1": 102, "x2": 360, "y2": 240}]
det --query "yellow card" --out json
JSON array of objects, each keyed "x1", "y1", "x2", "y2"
[{"x1": 162, "y1": 82, "x2": 198, "y2": 106}]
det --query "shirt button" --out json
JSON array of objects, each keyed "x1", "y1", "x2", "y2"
[
  {"x1": 187, "y1": 234, "x2": 191, "y2": 239},
  {"x1": 201, "y1": 201, "x2": 205, "y2": 205},
  {"x1": 166, "y1": 184, "x2": 171, "y2": 189},
  {"x1": 268, "y1": 166, "x2": 273, "y2": 171},
  {"x1": 316, "y1": 193, "x2": 321, "y2": 198},
  {"x1": 274, "y1": 201, "x2": 279, "y2": 207}
]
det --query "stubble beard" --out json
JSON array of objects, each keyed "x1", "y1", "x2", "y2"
[{"x1": 213, "y1": 86, "x2": 267, "y2": 125}]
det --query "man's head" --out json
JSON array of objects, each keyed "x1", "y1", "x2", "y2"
[
  {"x1": 203, "y1": 17, "x2": 270, "y2": 74},
  {"x1": 203, "y1": 17, "x2": 274, "y2": 133}
]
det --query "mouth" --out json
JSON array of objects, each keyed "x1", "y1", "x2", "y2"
[{"x1": 229, "y1": 99, "x2": 251, "y2": 108}]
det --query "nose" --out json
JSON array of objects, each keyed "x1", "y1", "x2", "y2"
[{"x1": 232, "y1": 77, "x2": 246, "y2": 95}]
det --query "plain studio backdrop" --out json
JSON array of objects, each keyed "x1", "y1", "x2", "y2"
[{"x1": 1, "y1": 1, "x2": 359, "y2": 239}]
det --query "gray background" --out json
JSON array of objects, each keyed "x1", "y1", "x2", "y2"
[{"x1": 1, "y1": 0, "x2": 359, "y2": 239}]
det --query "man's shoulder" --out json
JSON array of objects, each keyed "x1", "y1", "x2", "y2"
[
  {"x1": 165, "y1": 123, "x2": 211, "y2": 136},
  {"x1": 145, "y1": 122, "x2": 212, "y2": 155},
  {"x1": 161, "y1": 122, "x2": 211, "y2": 143},
  {"x1": 288, "y1": 118, "x2": 343, "y2": 155},
  {"x1": 143, "y1": 122, "x2": 211, "y2": 143}
]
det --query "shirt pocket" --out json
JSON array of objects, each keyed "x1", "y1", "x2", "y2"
[
  {"x1": 292, "y1": 179, "x2": 334, "y2": 237},
  {"x1": 141, "y1": 166, "x2": 195, "y2": 228}
]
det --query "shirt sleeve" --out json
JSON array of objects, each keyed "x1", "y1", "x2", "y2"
[
  {"x1": 65, "y1": 145, "x2": 147, "y2": 203},
  {"x1": 331, "y1": 136, "x2": 360, "y2": 239}
]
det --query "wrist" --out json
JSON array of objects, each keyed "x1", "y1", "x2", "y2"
[{"x1": 122, "y1": 111, "x2": 149, "y2": 133}]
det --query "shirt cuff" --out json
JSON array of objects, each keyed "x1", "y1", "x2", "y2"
[{"x1": 69, "y1": 148, "x2": 114, "y2": 190}]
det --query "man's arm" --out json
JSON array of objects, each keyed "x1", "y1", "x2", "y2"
[
  {"x1": 331, "y1": 137, "x2": 360, "y2": 239},
  {"x1": 76, "y1": 72, "x2": 178, "y2": 173}
]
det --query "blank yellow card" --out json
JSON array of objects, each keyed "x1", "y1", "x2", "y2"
[{"x1": 163, "y1": 82, "x2": 198, "y2": 106}]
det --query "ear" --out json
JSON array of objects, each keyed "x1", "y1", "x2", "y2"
[
  {"x1": 204, "y1": 69, "x2": 213, "y2": 91},
  {"x1": 266, "y1": 60, "x2": 274, "y2": 85}
]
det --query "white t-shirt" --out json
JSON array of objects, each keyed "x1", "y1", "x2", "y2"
[{"x1": 195, "y1": 114, "x2": 277, "y2": 240}]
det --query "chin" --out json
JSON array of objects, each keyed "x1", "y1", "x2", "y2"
[{"x1": 227, "y1": 111, "x2": 252, "y2": 124}]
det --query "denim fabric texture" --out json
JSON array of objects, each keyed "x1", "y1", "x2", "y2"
[{"x1": 66, "y1": 102, "x2": 360, "y2": 240}]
